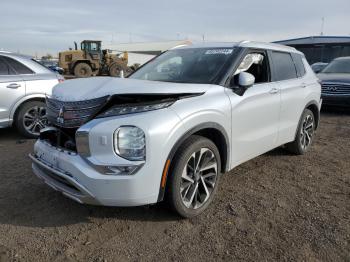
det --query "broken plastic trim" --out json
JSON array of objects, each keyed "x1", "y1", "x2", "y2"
[
  {"x1": 96, "y1": 93, "x2": 204, "y2": 118},
  {"x1": 234, "y1": 53, "x2": 264, "y2": 75},
  {"x1": 97, "y1": 100, "x2": 175, "y2": 118}
]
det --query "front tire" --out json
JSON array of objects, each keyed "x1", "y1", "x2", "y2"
[
  {"x1": 286, "y1": 109, "x2": 316, "y2": 155},
  {"x1": 166, "y1": 135, "x2": 221, "y2": 218},
  {"x1": 15, "y1": 101, "x2": 48, "y2": 138},
  {"x1": 74, "y1": 63, "x2": 92, "y2": 78}
]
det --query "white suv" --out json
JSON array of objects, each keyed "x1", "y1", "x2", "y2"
[{"x1": 30, "y1": 41, "x2": 321, "y2": 217}]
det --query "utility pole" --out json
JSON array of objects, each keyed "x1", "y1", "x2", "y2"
[
  {"x1": 202, "y1": 34, "x2": 205, "y2": 42},
  {"x1": 320, "y1": 17, "x2": 325, "y2": 36}
]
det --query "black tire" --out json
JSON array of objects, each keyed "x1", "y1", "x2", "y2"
[
  {"x1": 15, "y1": 101, "x2": 47, "y2": 138},
  {"x1": 74, "y1": 63, "x2": 92, "y2": 78},
  {"x1": 286, "y1": 109, "x2": 316, "y2": 155},
  {"x1": 109, "y1": 63, "x2": 128, "y2": 77},
  {"x1": 166, "y1": 135, "x2": 221, "y2": 218}
]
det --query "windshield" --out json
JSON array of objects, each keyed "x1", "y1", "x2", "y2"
[
  {"x1": 129, "y1": 47, "x2": 235, "y2": 84},
  {"x1": 321, "y1": 58, "x2": 350, "y2": 74}
]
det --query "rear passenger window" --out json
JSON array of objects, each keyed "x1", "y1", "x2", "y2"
[
  {"x1": 291, "y1": 54, "x2": 306, "y2": 77},
  {"x1": 0, "y1": 58, "x2": 10, "y2": 75},
  {"x1": 2, "y1": 57, "x2": 34, "y2": 74},
  {"x1": 271, "y1": 51, "x2": 297, "y2": 81}
]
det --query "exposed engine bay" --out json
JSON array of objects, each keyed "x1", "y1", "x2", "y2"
[{"x1": 41, "y1": 93, "x2": 203, "y2": 152}]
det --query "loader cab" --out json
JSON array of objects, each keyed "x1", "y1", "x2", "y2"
[{"x1": 81, "y1": 40, "x2": 102, "y2": 60}]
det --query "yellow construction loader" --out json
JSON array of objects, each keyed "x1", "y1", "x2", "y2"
[{"x1": 59, "y1": 40, "x2": 130, "y2": 78}]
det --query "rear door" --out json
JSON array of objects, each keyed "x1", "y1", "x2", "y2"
[
  {"x1": 0, "y1": 56, "x2": 26, "y2": 126},
  {"x1": 269, "y1": 51, "x2": 308, "y2": 144}
]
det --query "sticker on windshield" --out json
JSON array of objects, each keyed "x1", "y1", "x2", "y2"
[{"x1": 205, "y1": 49, "x2": 233, "y2": 55}]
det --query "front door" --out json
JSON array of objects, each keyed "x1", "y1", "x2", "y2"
[{"x1": 226, "y1": 50, "x2": 281, "y2": 166}]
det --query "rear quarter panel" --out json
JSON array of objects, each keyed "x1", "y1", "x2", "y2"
[{"x1": 278, "y1": 58, "x2": 321, "y2": 144}]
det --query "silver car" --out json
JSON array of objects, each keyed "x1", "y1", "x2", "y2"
[
  {"x1": 0, "y1": 52, "x2": 64, "y2": 137},
  {"x1": 30, "y1": 41, "x2": 321, "y2": 217}
]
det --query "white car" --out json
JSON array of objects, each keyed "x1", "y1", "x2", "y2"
[
  {"x1": 30, "y1": 41, "x2": 321, "y2": 217},
  {"x1": 0, "y1": 52, "x2": 64, "y2": 137}
]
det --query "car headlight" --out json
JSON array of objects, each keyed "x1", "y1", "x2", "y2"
[
  {"x1": 114, "y1": 126, "x2": 145, "y2": 161},
  {"x1": 97, "y1": 101, "x2": 174, "y2": 118}
]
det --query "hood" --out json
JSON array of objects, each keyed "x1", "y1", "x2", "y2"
[
  {"x1": 317, "y1": 73, "x2": 350, "y2": 85},
  {"x1": 52, "y1": 77, "x2": 213, "y2": 101}
]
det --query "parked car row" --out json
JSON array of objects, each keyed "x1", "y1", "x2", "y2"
[
  {"x1": 2, "y1": 41, "x2": 350, "y2": 217},
  {"x1": 311, "y1": 62, "x2": 328, "y2": 73},
  {"x1": 37, "y1": 59, "x2": 64, "y2": 75}
]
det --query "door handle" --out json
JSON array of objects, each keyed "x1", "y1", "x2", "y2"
[
  {"x1": 269, "y1": 87, "x2": 279, "y2": 94},
  {"x1": 6, "y1": 83, "x2": 21, "y2": 89}
]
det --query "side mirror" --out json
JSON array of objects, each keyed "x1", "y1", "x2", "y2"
[{"x1": 238, "y1": 72, "x2": 255, "y2": 88}]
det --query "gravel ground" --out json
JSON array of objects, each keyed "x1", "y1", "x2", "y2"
[{"x1": 0, "y1": 108, "x2": 349, "y2": 262}]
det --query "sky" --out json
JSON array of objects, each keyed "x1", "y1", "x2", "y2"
[{"x1": 0, "y1": 0, "x2": 350, "y2": 56}]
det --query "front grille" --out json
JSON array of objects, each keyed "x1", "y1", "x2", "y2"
[
  {"x1": 46, "y1": 96, "x2": 109, "y2": 128},
  {"x1": 321, "y1": 82, "x2": 350, "y2": 95}
]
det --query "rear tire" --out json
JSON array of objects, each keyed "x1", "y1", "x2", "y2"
[
  {"x1": 166, "y1": 135, "x2": 221, "y2": 218},
  {"x1": 15, "y1": 101, "x2": 48, "y2": 138},
  {"x1": 74, "y1": 63, "x2": 92, "y2": 78},
  {"x1": 285, "y1": 109, "x2": 315, "y2": 155}
]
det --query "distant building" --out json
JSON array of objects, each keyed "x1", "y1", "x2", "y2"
[
  {"x1": 104, "y1": 40, "x2": 192, "y2": 66},
  {"x1": 274, "y1": 36, "x2": 350, "y2": 64}
]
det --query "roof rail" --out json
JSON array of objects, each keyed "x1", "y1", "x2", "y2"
[
  {"x1": 170, "y1": 44, "x2": 191, "y2": 50},
  {"x1": 237, "y1": 40, "x2": 250, "y2": 46}
]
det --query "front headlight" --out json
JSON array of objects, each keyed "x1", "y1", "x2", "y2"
[
  {"x1": 97, "y1": 101, "x2": 174, "y2": 118},
  {"x1": 114, "y1": 126, "x2": 145, "y2": 161}
]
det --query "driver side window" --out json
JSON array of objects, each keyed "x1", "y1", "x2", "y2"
[{"x1": 236, "y1": 51, "x2": 270, "y2": 84}]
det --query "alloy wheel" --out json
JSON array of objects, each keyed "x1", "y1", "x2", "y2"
[
  {"x1": 23, "y1": 106, "x2": 47, "y2": 136},
  {"x1": 300, "y1": 114, "x2": 314, "y2": 150},
  {"x1": 180, "y1": 148, "x2": 218, "y2": 209}
]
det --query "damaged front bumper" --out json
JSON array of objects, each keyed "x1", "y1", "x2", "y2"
[
  {"x1": 29, "y1": 153, "x2": 99, "y2": 205},
  {"x1": 30, "y1": 106, "x2": 182, "y2": 206},
  {"x1": 30, "y1": 139, "x2": 159, "y2": 206}
]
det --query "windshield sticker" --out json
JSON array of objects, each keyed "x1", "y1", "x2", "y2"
[{"x1": 205, "y1": 49, "x2": 233, "y2": 55}]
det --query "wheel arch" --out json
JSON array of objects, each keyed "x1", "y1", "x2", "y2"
[
  {"x1": 10, "y1": 94, "x2": 46, "y2": 125},
  {"x1": 292, "y1": 100, "x2": 320, "y2": 139},
  {"x1": 305, "y1": 100, "x2": 320, "y2": 130},
  {"x1": 157, "y1": 122, "x2": 230, "y2": 202}
]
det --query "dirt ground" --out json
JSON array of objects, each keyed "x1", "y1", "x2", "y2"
[{"x1": 0, "y1": 108, "x2": 349, "y2": 262}]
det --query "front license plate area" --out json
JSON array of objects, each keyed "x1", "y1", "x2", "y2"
[{"x1": 37, "y1": 151, "x2": 58, "y2": 168}]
